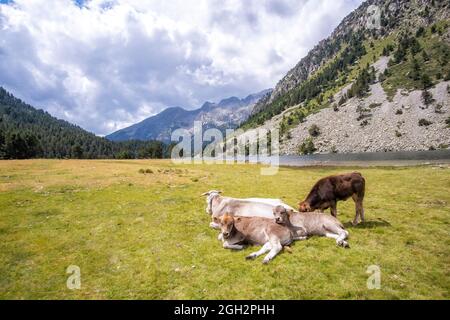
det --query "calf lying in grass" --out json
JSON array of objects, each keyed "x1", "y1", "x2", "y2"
[
  {"x1": 273, "y1": 205, "x2": 349, "y2": 248},
  {"x1": 219, "y1": 213, "x2": 303, "y2": 264}
]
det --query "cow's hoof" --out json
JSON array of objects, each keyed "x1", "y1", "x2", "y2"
[
  {"x1": 262, "y1": 259, "x2": 270, "y2": 264},
  {"x1": 246, "y1": 254, "x2": 257, "y2": 260},
  {"x1": 337, "y1": 240, "x2": 350, "y2": 248}
]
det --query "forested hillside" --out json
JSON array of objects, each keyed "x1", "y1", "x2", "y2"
[{"x1": 0, "y1": 87, "x2": 167, "y2": 159}]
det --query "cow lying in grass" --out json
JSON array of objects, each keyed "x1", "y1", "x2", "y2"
[
  {"x1": 218, "y1": 213, "x2": 304, "y2": 264},
  {"x1": 273, "y1": 205, "x2": 349, "y2": 248},
  {"x1": 298, "y1": 172, "x2": 365, "y2": 225},
  {"x1": 201, "y1": 190, "x2": 295, "y2": 229}
]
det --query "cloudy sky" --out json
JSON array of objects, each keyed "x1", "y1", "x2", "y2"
[{"x1": 0, "y1": 0, "x2": 362, "y2": 135}]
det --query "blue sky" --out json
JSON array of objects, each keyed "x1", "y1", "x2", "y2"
[{"x1": 0, "y1": 0, "x2": 362, "y2": 135}]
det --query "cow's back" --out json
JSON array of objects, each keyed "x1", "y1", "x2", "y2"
[
  {"x1": 234, "y1": 217, "x2": 291, "y2": 245},
  {"x1": 213, "y1": 197, "x2": 293, "y2": 219},
  {"x1": 228, "y1": 201, "x2": 277, "y2": 219},
  {"x1": 290, "y1": 212, "x2": 343, "y2": 236},
  {"x1": 325, "y1": 172, "x2": 364, "y2": 201}
]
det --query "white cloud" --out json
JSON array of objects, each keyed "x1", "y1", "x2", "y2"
[{"x1": 0, "y1": 0, "x2": 362, "y2": 135}]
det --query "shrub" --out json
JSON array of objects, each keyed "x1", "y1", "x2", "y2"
[
  {"x1": 338, "y1": 95, "x2": 347, "y2": 106},
  {"x1": 415, "y1": 26, "x2": 425, "y2": 37},
  {"x1": 431, "y1": 24, "x2": 437, "y2": 33},
  {"x1": 435, "y1": 104, "x2": 443, "y2": 114},
  {"x1": 395, "y1": 109, "x2": 403, "y2": 115},
  {"x1": 410, "y1": 58, "x2": 421, "y2": 80},
  {"x1": 308, "y1": 124, "x2": 321, "y2": 137},
  {"x1": 418, "y1": 118, "x2": 432, "y2": 126},
  {"x1": 395, "y1": 130, "x2": 402, "y2": 137},
  {"x1": 445, "y1": 117, "x2": 450, "y2": 128},
  {"x1": 421, "y1": 74, "x2": 433, "y2": 89},
  {"x1": 422, "y1": 90, "x2": 434, "y2": 106},
  {"x1": 287, "y1": 116, "x2": 294, "y2": 125},
  {"x1": 360, "y1": 120, "x2": 369, "y2": 127},
  {"x1": 445, "y1": 72, "x2": 450, "y2": 82},
  {"x1": 139, "y1": 168, "x2": 154, "y2": 174},
  {"x1": 298, "y1": 138, "x2": 316, "y2": 155},
  {"x1": 388, "y1": 58, "x2": 396, "y2": 67}
]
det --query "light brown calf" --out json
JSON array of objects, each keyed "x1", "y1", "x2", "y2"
[
  {"x1": 273, "y1": 205, "x2": 349, "y2": 248},
  {"x1": 218, "y1": 213, "x2": 302, "y2": 264}
]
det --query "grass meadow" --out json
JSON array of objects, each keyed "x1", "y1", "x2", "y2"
[{"x1": 0, "y1": 159, "x2": 449, "y2": 299}]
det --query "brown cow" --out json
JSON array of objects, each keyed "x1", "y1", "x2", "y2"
[{"x1": 298, "y1": 172, "x2": 365, "y2": 225}]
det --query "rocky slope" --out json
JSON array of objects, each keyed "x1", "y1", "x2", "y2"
[
  {"x1": 238, "y1": 0, "x2": 450, "y2": 154},
  {"x1": 106, "y1": 89, "x2": 271, "y2": 143},
  {"x1": 252, "y1": 0, "x2": 450, "y2": 115},
  {"x1": 282, "y1": 65, "x2": 450, "y2": 154}
]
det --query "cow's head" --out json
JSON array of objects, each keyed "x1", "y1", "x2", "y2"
[
  {"x1": 273, "y1": 205, "x2": 292, "y2": 224},
  {"x1": 219, "y1": 213, "x2": 234, "y2": 239},
  {"x1": 298, "y1": 201, "x2": 312, "y2": 212},
  {"x1": 201, "y1": 190, "x2": 222, "y2": 214}
]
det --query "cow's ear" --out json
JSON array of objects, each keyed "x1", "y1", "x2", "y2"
[
  {"x1": 201, "y1": 191, "x2": 210, "y2": 196},
  {"x1": 217, "y1": 190, "x2": 223, "y2": 194}
]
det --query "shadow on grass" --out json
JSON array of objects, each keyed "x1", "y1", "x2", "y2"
[{"x1": 344, "y1": 218, "x2": 391, "y2": 229}]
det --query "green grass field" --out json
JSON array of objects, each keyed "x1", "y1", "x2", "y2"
[{"x1": 0, "y1": 160, "x2": 449, "y2": 299}]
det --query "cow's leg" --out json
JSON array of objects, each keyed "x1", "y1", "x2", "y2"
[
  {"x1": 246, "y1": 242, "x2": 271, "y2": 260},
  {"x1": 351, "y1": 194, "x2": 360, "y2": 225},
  {"x1": 262, "y1": 239, "x2": 283, "y2": 264},
  {"x1": 358, "y1": 195, "x2": 365, "y2": 223},
  {"x1": 330, "y1": 201, "x2": 337, "y2": 217},
  {"x1": 223, "y1": 241, "x2": 245, "y2": 250},
  {"x1": 336, "y1": 229, "x2": 349, "y2": 248},
  {"x1": 325, "y1": 227, "x2": 349, "y2": 248}
]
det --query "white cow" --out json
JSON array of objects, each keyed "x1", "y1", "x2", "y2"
[{"x1": 201, "y1": 190, "x2": 295, "y2": 229}]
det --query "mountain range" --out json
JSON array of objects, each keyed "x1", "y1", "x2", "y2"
[
  {"x1": 1, "y1": 0, "x2": 450, "y2": 158},
  {"x1": 106, "y1": 89, "x2": 272, "y2": 143}
]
